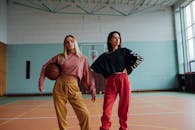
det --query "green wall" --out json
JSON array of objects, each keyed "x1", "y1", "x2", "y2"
[
  {"x1": 124, "y1": 41, "x2": 178, "y2": 91},
  {"x1": 7, "y1": 41, "x2": 178, "y2": 94}
]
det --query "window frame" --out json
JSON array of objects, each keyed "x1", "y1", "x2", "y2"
[{"x1": 175, "y1": 0, "x2": 195, "y2": 73}]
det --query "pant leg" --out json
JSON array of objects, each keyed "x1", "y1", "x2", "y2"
[
  {"x1": 53, "y1": 78, "x2": 68, "y2": 130},
  {"x1": 68, "y1": 81, "x2": 91, "y2": 130},
  {"x1": 118, "y1": 74, "x2": 130, "y2": 130},
  {"x1": 100, "y1": 75, "x2": 118, "y2": 130}
]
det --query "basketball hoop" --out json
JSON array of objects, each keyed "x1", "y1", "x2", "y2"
[
  {"x1": 89, "y1": 50, "x2": 97, "y2": 60},
  {"x1": 91, "y1": 54, "x2": 96, "y2": 60}
]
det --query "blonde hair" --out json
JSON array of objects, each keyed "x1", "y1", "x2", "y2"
[{"x1": 63, "y1": 35, "x2": 82, "y2": 59}]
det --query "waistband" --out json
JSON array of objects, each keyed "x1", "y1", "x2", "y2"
[
  {"x1": 111, "y1": 72, "x2": 127, "y2": 76},
  {"x1": 114, "y1": 72, "x2": 127, "y2": 74},
  {"x1": 58, "y1": 75, "x2": 78, "y2": 82},
  {"x1": 107, "y1": 72, "x2": 128, "y2": 80}
]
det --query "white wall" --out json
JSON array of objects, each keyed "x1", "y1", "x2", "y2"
[
  {"x1": 7, "y1": 2, "x2": 175, "y2": 44},
  {"x1": 0, "y1": 0, "x2": 7, "y2": 43}
]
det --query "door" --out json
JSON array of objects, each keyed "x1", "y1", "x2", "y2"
[{"x1": 0, "y1": 41, "x2": 7, "y2": 96}]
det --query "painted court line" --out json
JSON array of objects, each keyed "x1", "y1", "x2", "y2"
[
  {"x1": 0, "y1": 111, "x2": 194, "y2": 121},
  {"x1": 1, "y1": 93, "x2": 195, "y2": 130},
  {"x1": 0, "y1": 101, "x2": 50, "y2": 126}
]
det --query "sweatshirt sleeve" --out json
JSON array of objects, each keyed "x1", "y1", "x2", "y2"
[
  {"x1": 38, "y1": 54, "x2": 59, "y2": 88},
  {"x1": 91, "y1": 54, "x2": 105, "y2": 74},
  {"x1": 81, "y1": 57, "x2": 96, "y2": 93},
  {"x1": 125, "y1": 48, "x2": 144, "y2": 74}
]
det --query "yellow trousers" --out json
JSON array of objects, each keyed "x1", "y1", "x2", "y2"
[{"x1": 53, "y1": 76, "x2": 90, "y2": 130}]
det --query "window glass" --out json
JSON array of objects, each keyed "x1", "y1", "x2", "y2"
[
  {"x1": 185, "y1": 5, "x2": 192, "y2": 27},
  {"x1": 187, "y1": 27, "x2": 193, "y2": 38},
  {"x1": 193, "y1": 1, "x2": 195, "y2": 22},
  {"x1": 187, "y1": 39, "x2": 194, "y2": 60}
]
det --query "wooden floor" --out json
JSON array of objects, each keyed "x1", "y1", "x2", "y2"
[{"x1": 1, "y1": 92, "x2": 195, "y2": 130}]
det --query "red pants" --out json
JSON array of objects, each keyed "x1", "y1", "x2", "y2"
[{"x1": 100, "y1": 73, "x2": 130, "y2": 130}]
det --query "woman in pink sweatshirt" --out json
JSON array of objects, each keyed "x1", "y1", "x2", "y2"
[{"x1": 38, "y1": 35, "x2": 96, "y2": 130}]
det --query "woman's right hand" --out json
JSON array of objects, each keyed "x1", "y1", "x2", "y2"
[{"x1": 90, "y1": 89, "x2": 96, "y2": 102}]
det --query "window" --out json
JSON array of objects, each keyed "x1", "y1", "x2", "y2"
[
  {"x1": 184, "y1": 0, "x2": 195, "y2": 71},
  {"x1": 175, "y1": 0, "x2": 195, "y2": 73}
]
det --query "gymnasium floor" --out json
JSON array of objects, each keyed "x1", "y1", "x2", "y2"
[{"x1": 0, "y1": 92, "x2": 195, "y2": 130}]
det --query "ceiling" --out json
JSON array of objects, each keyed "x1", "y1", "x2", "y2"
[{"x1": 10, "y1": 0, "x2": 179, "y2": 16}]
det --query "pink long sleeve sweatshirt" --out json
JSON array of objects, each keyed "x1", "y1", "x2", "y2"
[{"x1": 39, "y1": 53, "x2": 96, "y2": 92}]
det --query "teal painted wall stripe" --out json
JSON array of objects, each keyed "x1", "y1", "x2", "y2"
[{"x1": 7, "y1": 40, "x2": 178, "y2": 94}]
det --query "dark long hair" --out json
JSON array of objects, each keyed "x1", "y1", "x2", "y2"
[{"x1": 107, "y1": 31, "x2": 122, "y2": 52}]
